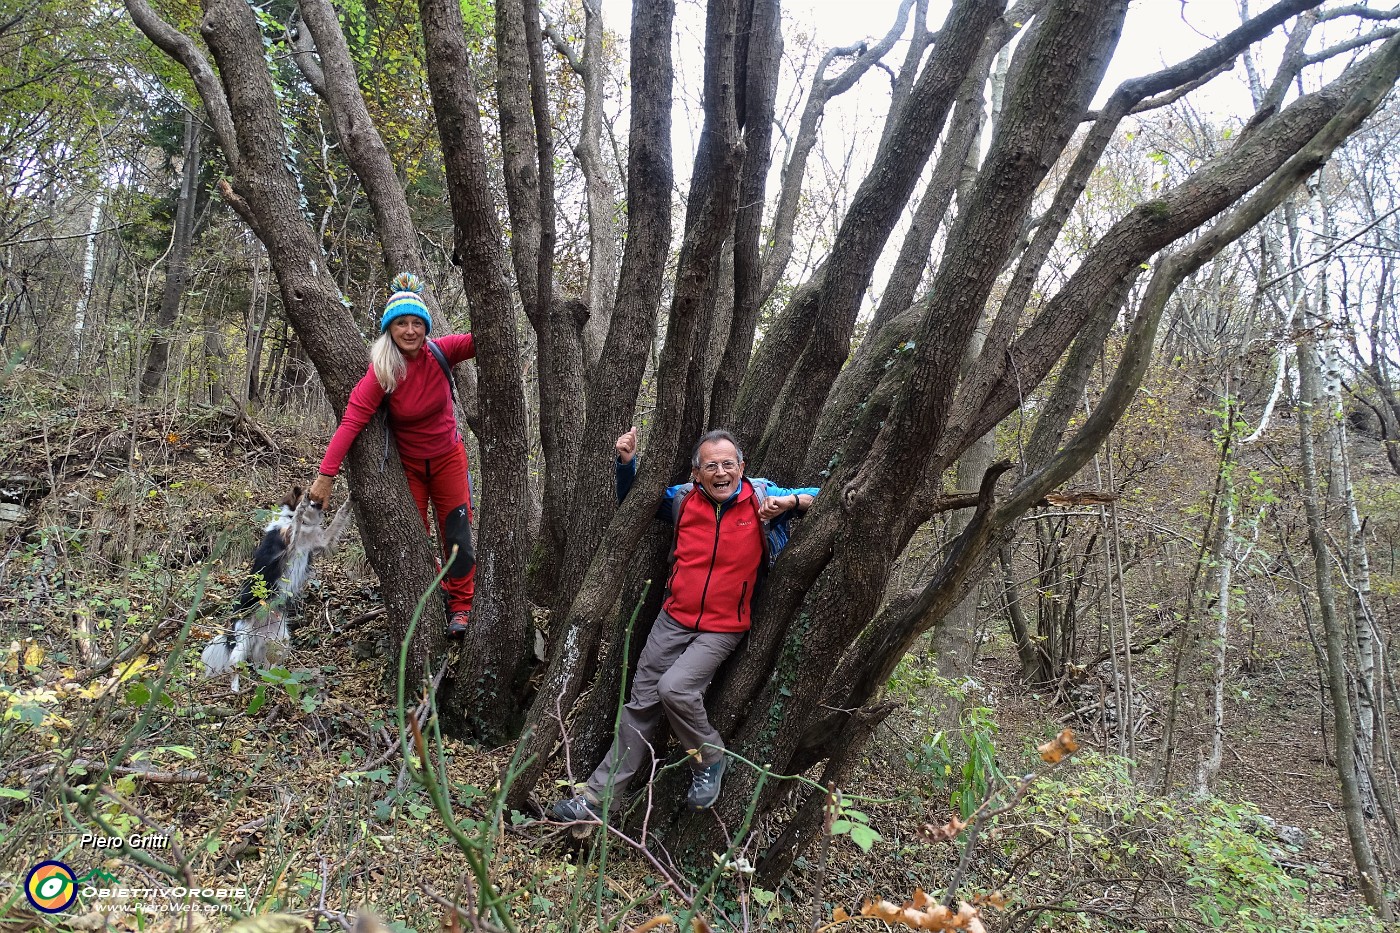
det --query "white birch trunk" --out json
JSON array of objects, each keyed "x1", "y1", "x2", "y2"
[
  {"x1": 1196, "y1": 492, "x2": 1234, "y2": 795},
  {"x1": 72, "y1": 190, "x2": 104, "y2": 364}
]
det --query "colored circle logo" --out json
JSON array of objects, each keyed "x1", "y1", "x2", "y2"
[{"x1": 25, "y1": 861, "x2": 77, "y2": 913}]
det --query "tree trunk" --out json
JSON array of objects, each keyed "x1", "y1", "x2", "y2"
[
  {"x1": 707, "y1": 0, "x2": 780, "y2": 429},
  {"x1": 1298, "y1": 323, "x2": 1392, "y2": 917},
  {"x1": 417, "y1": 0, "x2": 535, "y2": 741},
  {"x1": 1195, "y1": 428, "x2": 1235, "y2": 796},
  {"x1": 71, "y1": 190, "x2": 103, "y2": 367},
  {"x1": 735, "y1": 0, "x2": 1010, "y2": 479},
  {"x1": 139, "y1": 110, "x2": 202, "y2": 400},
  {"x1": 509, "y1": 0, "x2": 744, "y2": 806},
  {"x1": 547, "y1": 0, "x2": 675, "y2": 625}
]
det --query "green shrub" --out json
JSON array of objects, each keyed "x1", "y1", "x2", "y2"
[{"x1": 1014, "y1": 753, "x2": 1385, "y2": 932}]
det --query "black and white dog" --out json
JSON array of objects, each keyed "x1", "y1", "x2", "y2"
[{"x1": 201, "y1": 486, "x2": 350, "y2": 691}]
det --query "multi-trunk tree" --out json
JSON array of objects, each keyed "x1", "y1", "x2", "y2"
[{"x1": 126, "y1": 0, "x2": 1400, "y2": 898}]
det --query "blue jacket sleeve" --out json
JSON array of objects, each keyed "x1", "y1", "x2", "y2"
[
  {"x1": 759, "y1": 482, "x2": 819, "y2": 535},
  {"x1": 764, "y1": 483, "x2": 820, "y2": 513},
  {"x1": 616, "y1": 456, "x2": 687, "y2": 522},
  {"x1": 615, "y1": 456, "x2": 637, "y2": 504}
]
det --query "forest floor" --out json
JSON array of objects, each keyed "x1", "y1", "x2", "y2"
[{"x1": 0, "y1": 369, "x2": 1393, "y2": 932}]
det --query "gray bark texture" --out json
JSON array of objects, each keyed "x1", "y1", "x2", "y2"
[
  {"x1": 418, "y1": 0, "x2": 536, "y2": 742},
  {"x1": 139, "y1": 109, "x2": 202, "y2": 400}
]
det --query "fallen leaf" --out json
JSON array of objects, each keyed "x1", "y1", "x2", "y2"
[
  {"x1": 225, "y1": 914, "x2": 313, "y2": 933},
  {"x1": 918, "y1": 815, "x2": 967, "y2": 843},
  {"x1": 972, "y1": 891, "x2": 1008, "y2": 909},
  {"x1": 1038, "y1": 727, "x2": 1080, "y2": 764}
]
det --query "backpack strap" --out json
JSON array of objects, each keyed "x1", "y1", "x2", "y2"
[
  {"x1": 750, "y1": 477, "x2": 769, "y2": 512},
  {"x1": 749, "y1": 479, "x2": 774, "y2": 568},
  {"x1": 668, "y1": 484, "x2": 694, "y2": 563},
  {"x1": 425, "y1": 340, "x2": 456, "y2": 405}
]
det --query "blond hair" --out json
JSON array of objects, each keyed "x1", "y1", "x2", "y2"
[{"x1": 370, "y1": 331, "x2": 406, "y2": 393}]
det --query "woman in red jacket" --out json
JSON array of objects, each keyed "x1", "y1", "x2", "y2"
[{"x1": 307, "y1": 273, "x2": 476, "y2": 636}]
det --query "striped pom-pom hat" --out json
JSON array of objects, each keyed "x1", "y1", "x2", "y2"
[{"x1": 379, "y1": 272, "x2": 432, "y2": 333}]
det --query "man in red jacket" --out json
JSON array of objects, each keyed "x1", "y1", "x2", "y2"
[{"x1": 551, "y1": 428, "x2": 817, "y2": 818}]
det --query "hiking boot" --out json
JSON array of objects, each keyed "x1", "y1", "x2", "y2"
[
  {"x1": 549, "y1": 794, "x2": 603, "y2": 822},
  {"x1": 446, "y1": 611, "x2": 470, "y2": 637},
  {"x1": 686, "y1": 756, "x2": 727, "y2": 810}
]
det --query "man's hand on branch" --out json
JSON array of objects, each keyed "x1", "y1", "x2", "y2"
[{"x1": 616, "y1": 427, "x2": 638, "y2": 464}]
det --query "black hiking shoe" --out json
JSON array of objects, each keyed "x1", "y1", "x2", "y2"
[
  {"x1": 549, "y1": 794, "x2": 603, "y2": 822},
  {"x1": 686, "y1": 756, "x2": 727, "y2": 810}
]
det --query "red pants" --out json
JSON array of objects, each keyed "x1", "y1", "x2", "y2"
[{"x1": 399, "y1": 441, "x2": 475, "y2": 614}]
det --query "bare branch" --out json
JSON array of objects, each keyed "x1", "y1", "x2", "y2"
[
  {"x1": 1000, "y1": 31, "x2": 1400, "y2": 520},
  {"x1": 285, "y1": 12, "x2": 326, "y2": 97},
  {"x1": 121, "y1": 0, "x2": 240, "y2": 167},
  {"x1": 541, "y1": 19, "x2": 584, "y2": 75},
  {"x1": 1082, "y1": 60, "x2": 1233, "y2": 121},
  {"x1": 759, "y1": 0, "x2": 918, "y2": 299},
  {"x1": 1260, "y1": 203, "x2": 1400, "y2": 288},
  {"x1": 1304, "y1": 25, "x2": 1400, "y2": 66},
  {"x1": 1319, "y1": 2, "x2": 1400, "y2": 23}
]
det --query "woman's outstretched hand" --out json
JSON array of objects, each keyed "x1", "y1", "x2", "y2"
[{"x1": 308, "y1": 473, "x2": 334, "y2": 506}]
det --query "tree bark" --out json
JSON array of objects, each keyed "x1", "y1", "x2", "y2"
[
  {"x1": 497, "y1": 0, "x2": 586, "y2": 610},
  {"x1": 417, "y1": 0, "x2": 535, "y2": 742},
  {"x1": 510, "y1": 0, "x2": 745, "y2": 807},
  {"x1": 707, "y1": 0, "x2": 781, "y2": 429},
  {"x1": 139, "y1": 109, "x2": 202, "y2": 400},
  {"x1": 546, "y1": 0, "x2": 675, "y2": 630},
  {"x1": 544, "y1": 0, "x2": 620, "y2": 371}
]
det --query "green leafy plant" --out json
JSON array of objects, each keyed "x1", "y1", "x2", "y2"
[{"x1": 830, "y1": 801, "x2": 883, "y2": 853}]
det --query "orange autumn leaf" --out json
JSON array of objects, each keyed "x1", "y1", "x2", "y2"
[
  {"x1": 860, "y1": 895, "x2": 964, "y2": 930},
  {"x1": 918, "y1": 815, "x2": 967, "y2": 843},
  {"x1": 972, "y1": 891, "x2": 1008, "y2": 909},
  {"x1": 1038, "y1": 727, "x2": 1080, "y2": 764},
  {"x1": 953, "y1": 902, "x2": 980, "y2": 927}
]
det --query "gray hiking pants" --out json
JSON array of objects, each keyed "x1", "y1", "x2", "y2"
[{"x1": 584, "y1": 611, "x2": 744, "y2": 802}]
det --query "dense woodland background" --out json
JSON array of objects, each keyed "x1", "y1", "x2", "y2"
[{"x1": 4, "y1": 0, "x2": 1400, "y2": 929}]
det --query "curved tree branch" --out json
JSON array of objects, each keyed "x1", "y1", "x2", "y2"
[{"x1": 122, "y1": 0, "x2": 239, "y2": 168}]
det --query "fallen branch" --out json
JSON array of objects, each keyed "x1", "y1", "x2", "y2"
[
  {"x1": 221, "y1": 386, "x2": 280, "y2": 452},
  {"x1": 21, "y1": 757, "x2": 209, "y2": 784}
]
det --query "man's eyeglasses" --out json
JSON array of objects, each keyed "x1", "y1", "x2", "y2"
[{"x1": 699, "y1": 460, "x2": 739, "y2": 474}]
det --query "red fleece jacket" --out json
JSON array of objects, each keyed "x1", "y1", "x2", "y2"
[
  {"x1": 663, "y1": 481, "x2": 765, "y2": 633},
  {"x1": 319, "y1": 333, "x2": 475, "y2": 476}
]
